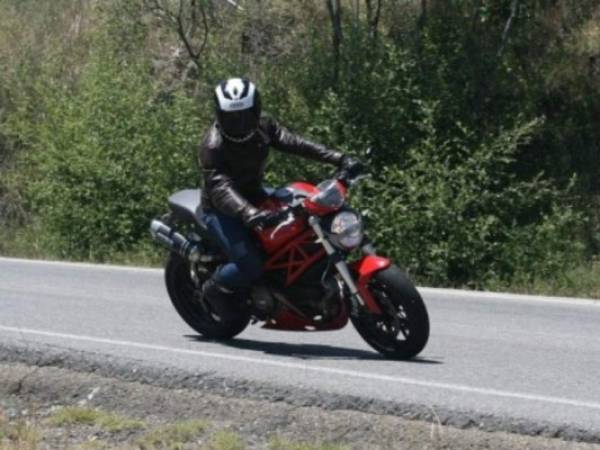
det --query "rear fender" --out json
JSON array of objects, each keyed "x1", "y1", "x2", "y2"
[{"x1": 350, "y1": 255, "x2": 392, "y2": 314}]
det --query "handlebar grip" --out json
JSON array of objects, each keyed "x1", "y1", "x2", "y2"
[{"x1": 337, "y1": 165, "x2": 369, "y2": 186}]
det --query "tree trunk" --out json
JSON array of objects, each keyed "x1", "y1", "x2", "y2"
[
  {"x1": 365, "y1": 0, "x2": 382, "y2": 40},
  {"x1": 326, "y1": 0, "x2": 343, "y2": 83},
  {"x1": 417, "y1": 0, "x2": 427, "y2": 31},
  {"x1": 497, "y1": 0, "x2": 519, "y2": 58}
]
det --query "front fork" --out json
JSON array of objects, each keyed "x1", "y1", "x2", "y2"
[{"x1": 309, "y1": 216, "x2": 387, "y2": 317}]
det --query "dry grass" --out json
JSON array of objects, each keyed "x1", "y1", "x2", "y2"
[
  {"x1": 269, "y1": 437, "x2": 349, "y2": 450},
  {"x1": 0, "y1": 411, "x2": 349, "y2": 450},
  {"x1": 205, "y1": 430, "x2": 246, "y2": 450},
  {"x1": 136, "y1": 419, "x2": 209, "y2": 449},
  {"x1": 0, "y1": 416, "x2": 40, "y2": 450},
  {"x1": 49, "y1": 407, "x2": 145, "y2": 433}
]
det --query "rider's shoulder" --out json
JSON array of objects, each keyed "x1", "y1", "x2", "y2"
[
  {"x1": 201, "y1": 122, "x2": 223, "y2": 150},
  {"x1": 259, "y1": 113, "x2": 279, "y2": 135}
]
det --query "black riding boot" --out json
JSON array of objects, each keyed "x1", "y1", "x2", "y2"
[{"x1": 201, "y1": 277, "x2": 240, "y2": 322}]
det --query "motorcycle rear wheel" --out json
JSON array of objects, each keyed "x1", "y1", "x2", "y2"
[
  {"x1": 165, "y1": 253, "x2": 249, "y2": 340},
  {"x1": 351, "y1": 265, "x2": 429, "y2": 359}
]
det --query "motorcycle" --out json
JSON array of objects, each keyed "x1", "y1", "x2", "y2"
[{"x1": 150, "y1": 162, "x2": 429, "y2": 359}]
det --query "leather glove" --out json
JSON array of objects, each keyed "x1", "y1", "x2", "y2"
[
  {"x1": 340, "y1": 156, "x2": 367, "y2": 179},
  {"x1": 245, "y1": 209, "x2": 283, "y2": 229}
]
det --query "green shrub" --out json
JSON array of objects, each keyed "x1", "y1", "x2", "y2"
[
  {"x1": 0, "y1": 0, "x2": 595, "y2": 294},
  {"x1": 18, "y1": 36, "x2": 204, "y2": 260},
  {"x1": 354, "y1": 104, "x2": 583, "y2": 287}
]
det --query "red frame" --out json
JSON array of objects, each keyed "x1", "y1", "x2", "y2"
[
  {"x1": 263, "y1": 229, "x2": 326, "y2": 286},
  {"x1": 261, "y1": 226, "x2": 347, "y2": 331},
  {"x1": 252, "y1": 180, "x2": 390, "y2": 331}
]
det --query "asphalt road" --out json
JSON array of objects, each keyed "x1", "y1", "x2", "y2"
[{"x1": 1, "y1": 257, "x2": 600, "y2": 439}]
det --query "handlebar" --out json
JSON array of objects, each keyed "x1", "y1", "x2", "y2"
[
  {"x1": 267, "y1": 160, "x2": 370, "y2": 235},
  {"x1": 336, "y1": 166, "x2": 370, "y2": 187},
  {"x1": 276, "y1": 198, "x2": 304, "y2": 217}
]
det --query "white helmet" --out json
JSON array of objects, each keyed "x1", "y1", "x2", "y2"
[{"x1": 214, "y1": 78, "x2": 261, "y2": 143}]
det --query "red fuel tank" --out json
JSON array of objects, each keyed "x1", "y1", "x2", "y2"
[{"x1": 253, "y1": 182, "x2": 318, "y2": 254}]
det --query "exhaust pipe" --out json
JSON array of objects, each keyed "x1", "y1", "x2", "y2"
[{"x1": 150, "y1": 219, "x2": 200, "y2": 262}]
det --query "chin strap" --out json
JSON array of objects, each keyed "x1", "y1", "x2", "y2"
[{"x1": 220, "y1": 129, "x2": 257, "y2": 144}]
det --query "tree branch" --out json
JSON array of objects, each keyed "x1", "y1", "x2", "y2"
[
  {"x1": 326, "y1": 0, "x2": 343, "y2": 83},
  {"x1": 143, "y1": 0, "x2": 210, "y2": 71},
  {"x1": 417, "y1": 0, "x2": 427, "y2": 31},
  {"x1": 497, "y1": 0, "x2": 519, "y2": 58},
  {"x1": 176, "y1": 12, "x2": 200, "y2": 63},
  {"x1": 365, "y1": 0, "x2": 382, "y2": 40},
  {"x1": 198, "y1": 3, "x2": 209, "y2": 56},
  {"x1": 470, "y1": 0, "x2": 483, "y2": 31}
]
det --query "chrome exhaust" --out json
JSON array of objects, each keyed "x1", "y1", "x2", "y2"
[{"x1": 150, "y1": 219, "x2": 200, "y2": 262}]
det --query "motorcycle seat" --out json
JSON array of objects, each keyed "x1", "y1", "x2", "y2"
[
  {"x1": 168, "y1": 187, "x2": 281, "y2": 231},
  {"x1": 167, "y1": 189, "x2": 208, "y2": 232}
]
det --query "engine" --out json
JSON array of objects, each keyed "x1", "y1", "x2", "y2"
[{"x1": 253, "y1": 257, "x2": 342, "y2": 320}]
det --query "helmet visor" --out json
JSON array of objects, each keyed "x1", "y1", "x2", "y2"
[{"x1": 218, "y1": 108, "x2": 259, "y2": 139}]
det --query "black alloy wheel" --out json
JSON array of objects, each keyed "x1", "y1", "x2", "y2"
[
  {"x1": 351, "y1": 264, "x2": 429, "y2": 359},
  {"x1": 165, "y1": 253, "x2": 249, "y2": 340}
]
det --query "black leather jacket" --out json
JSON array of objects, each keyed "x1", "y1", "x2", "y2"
[{"x1": 198, "y1": 116, "x2": 344, "y2": 224}]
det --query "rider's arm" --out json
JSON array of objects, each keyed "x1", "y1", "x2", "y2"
[
  {"x1": 266, "y1": 117, "x2": 344, "y2": 166},
  {"x1": 202, "y1": 168, "x2": 258, "y2": 224},
  {"x1": 199, "y1": 128, "x2": 258, "y2": 224}
]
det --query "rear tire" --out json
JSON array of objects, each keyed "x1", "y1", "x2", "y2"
[
  {"x1": 351, "y1": 265, "x2": 429, "y2": 359},
  {"x1": 165, "y1": 253, "x2": 249, "y2": 340}
]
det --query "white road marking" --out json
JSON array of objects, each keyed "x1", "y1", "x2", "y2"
[
  {"x1": 2, "y1": 256, "x2": 598, "y2": 305},
  {"x1": 2, "y1": 325, "x2": 600, "y2": 412},
  {"x1": 420, "y1": 287, "x2": 600, "y2": 306},
  {"x1": 0, "y1": 256, "x2": 161, "y2": 274}
]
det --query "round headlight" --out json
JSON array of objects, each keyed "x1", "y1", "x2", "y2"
[{"x1": 330, "y1": 212, "x2": 363, "y2": 249}]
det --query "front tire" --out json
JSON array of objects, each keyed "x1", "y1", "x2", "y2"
[
  {"x1": 351, "y1": 265, "x2": 429, "y2": 359},
  {"x1": 165, "y1": 253, "x2": 249, "y2": 340}
]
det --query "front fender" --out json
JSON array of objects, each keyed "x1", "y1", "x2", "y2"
[{"x1": 349, "y1": 255, "x2": 392, "y2": 314}]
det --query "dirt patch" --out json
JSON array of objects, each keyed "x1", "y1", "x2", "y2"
[{"x1": 0, "y1": 362, "x2": 596, "y2": 450}]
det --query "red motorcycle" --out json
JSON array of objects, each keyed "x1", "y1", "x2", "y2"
[{"x1": 150, "y1": 165, "x2": 429, "y2": 359}]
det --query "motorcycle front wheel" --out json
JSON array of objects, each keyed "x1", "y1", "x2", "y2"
[
  {"x1": 351, "y1": 264, "x2": 429, "y2": 359},
  {"x1": 165, "y1": 253, "x2": 249, "y2": 340}
]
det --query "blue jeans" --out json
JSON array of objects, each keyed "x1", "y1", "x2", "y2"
[{"x1": 203, "y1": 210, "x2": 264, "y2": 290}]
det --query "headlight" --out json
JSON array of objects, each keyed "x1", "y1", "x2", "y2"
[{"x1": 330, "y1": 211, "x2": 363, "y2": 249}]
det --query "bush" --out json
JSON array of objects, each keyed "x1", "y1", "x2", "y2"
[
  {"x1": 17, "y1": 37, "x2": 204, "y2": 260},
  {"x1": 0, "y1": 0, "x2": 594, "y2": 293},
  {"x1": 354, "y1": 104, "x2": 583, "y2": 287}
]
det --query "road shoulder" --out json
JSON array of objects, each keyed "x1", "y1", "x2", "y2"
[{"x1": 2, "y1": 360, "x2": 598, "y2": 449}]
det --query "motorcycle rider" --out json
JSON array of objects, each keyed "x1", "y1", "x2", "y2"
[{"x1": 199, "y1": 77, "x2": 363, "y2": 321}]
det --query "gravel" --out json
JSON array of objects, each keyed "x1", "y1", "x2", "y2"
[{"x1": 1, "y1": 342, "x2": 599, "y2": 449}]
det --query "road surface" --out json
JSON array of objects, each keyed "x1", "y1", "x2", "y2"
[{"x1": 1, "y1": 257, "x2": 599, "y2": 440}]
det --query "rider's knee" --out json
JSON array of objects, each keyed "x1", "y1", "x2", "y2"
[
  {"x1": 229, "y1": 240, "x2": 263, "y2": 282},
  {"x1": 237, "y1": 256, "x2": 263, "y2": 282}
]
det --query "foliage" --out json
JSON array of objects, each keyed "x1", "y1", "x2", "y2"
[
  {"x1": 355, "y1": 106, "x2": 583, "y2": 287},
  {"x1": 487, "y1": 258, "x2": 600, "y2": 299},
  {"x1": 1, "y1": 0, "x2": 598, "y2": 292},
  {"x1": 11, "y1": 30, "x2": 204, "y2": 260},
  {"x1": 409, "y1": 0, "x2": 600, "y2": 194}
]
